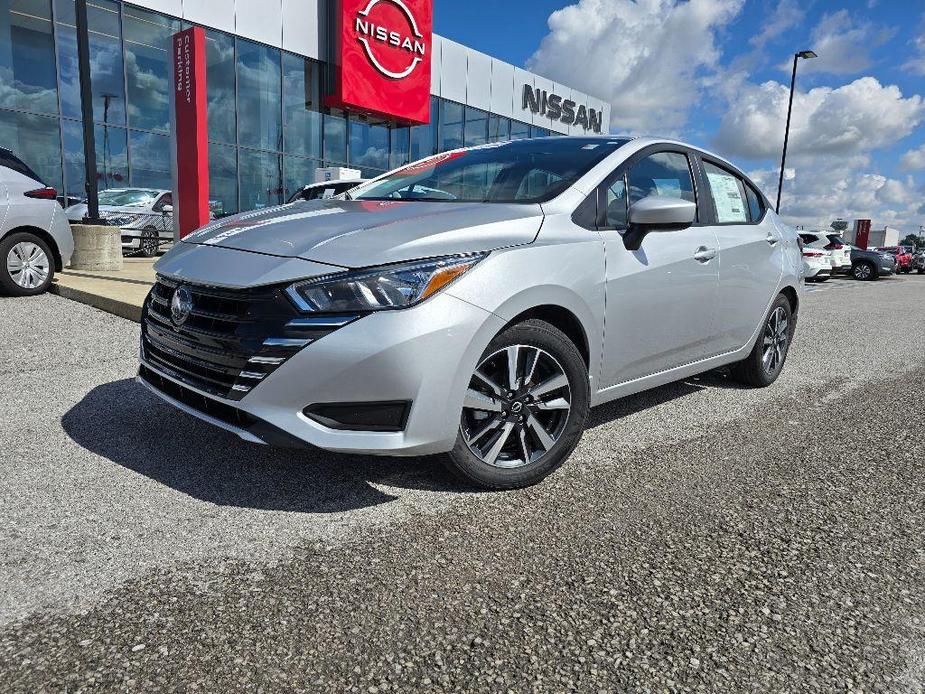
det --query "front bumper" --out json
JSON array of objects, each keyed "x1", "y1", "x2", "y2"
[{"x1": 140, "y1": 291, "x2": 504, "y2": 456}]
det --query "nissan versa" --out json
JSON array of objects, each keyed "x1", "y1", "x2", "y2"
[{"x1": 139, "y1": 137, "x2": 802, "y2": 489}]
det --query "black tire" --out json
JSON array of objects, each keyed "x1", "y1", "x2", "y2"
[
  {"x1": 852, "y1": 261, "x2": 877, "y2": 281},
  {"x1": 0, "y1": 231, "x2": 55, "y2": 297},
  {"x1": 918, "y1": 269, "x2": 924, "y2": 274},
  {"x1": 445, "y1": 319, "x2": 590, "y2": 490},
  {"x1": 815, "y1": 276, "x2": 828, "y2": 283},
  {"x1": 731, "y1": 294, "x2": 793, "y2": 388},
  {"x1": 138, "y1": 227, "x2": 159, "y2": 258}
]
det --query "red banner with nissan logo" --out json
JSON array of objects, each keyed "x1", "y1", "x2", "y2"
[{"x1": 329, "y1": 0, "x2": 433, "y2": 125}]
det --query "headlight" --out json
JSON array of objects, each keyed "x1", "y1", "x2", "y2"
[{"x1": 286, "y1": 253, "x2": 486, "y2": 313}]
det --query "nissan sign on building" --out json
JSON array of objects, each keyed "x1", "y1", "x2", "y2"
[{"x1": 0, "y1": 0, "x2": 610, "y2": 221}]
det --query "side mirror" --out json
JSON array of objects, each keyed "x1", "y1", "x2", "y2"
[
  {"x1": 623, "y1": 196, "x2": 696, "y2": 251},
  {"x1": 161, "y1": 204, "x2": 173, "y2": 215}
]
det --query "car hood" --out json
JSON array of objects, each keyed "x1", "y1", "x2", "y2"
[
  {"x1": 179, "y1": 199, "x2": 544, "y2": 268},
  {"x1": 64, "y1": 203, "x2": 152, "y2": 220}
]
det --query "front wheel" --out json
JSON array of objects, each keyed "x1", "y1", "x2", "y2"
[
  {"x1": 731, "y1": 295, "x2": 793, "y2": 388},
  {"x1": 446, "y1": 319, "x2": 590, "y2": 490},
  {"x1": 137, "y1": 227, "x2": 159, "y2": 258},
  {"x1": 0, "y1": 232, "x2": 55, "y2": 296},
  {"x1": 852, "y1": 261, "x2": 876, "y2": 281}
]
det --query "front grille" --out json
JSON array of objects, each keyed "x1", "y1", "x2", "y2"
[{"x1": 141, "y1": 276, "x2": 360, "y2": 401}]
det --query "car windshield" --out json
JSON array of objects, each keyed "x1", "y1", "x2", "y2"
[
  {"x1": 97, "y1": 189, "x2": 160, "y2": 207},
  {"x1": 352, "y1": 138, "x2": 631, "y2": 204}
]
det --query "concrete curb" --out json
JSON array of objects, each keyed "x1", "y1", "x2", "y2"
[{"x1": 50, "y1": 281, "x2": 142, "y2": 323}]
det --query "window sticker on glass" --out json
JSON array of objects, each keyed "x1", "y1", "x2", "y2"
[
  {"x1": 707, "y1": 171, "x2": 747, "y2": 223},
  {"x1": 321, "y1": 188, "x2": 337, "y2": 199}
]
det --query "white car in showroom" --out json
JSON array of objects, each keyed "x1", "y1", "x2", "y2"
[
  {"x1": 0, "y1": 148, "x2": 73, "y2": 296},
  {"x1": 65, "y1": 188, "x2": 174, "y2": 258}
]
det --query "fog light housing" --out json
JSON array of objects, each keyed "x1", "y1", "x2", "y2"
[{"x1": 303, "y1": 401, "x2": 411, "y2": 432}]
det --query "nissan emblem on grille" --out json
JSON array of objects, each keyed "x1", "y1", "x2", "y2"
[{"x1": 170, "y1": 286, "x2": 193, "y2": 326}]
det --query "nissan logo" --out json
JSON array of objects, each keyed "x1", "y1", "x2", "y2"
[
  {"x1": 354, "y1": 0, "x2": 427, "y2": 79},
  {"x1": 170, "y1": 286, "x2": 193, "y2": 326}
]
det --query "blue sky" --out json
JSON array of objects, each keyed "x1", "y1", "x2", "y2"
[{"x1": 436, "y1": 0, "x2": 925, "y2": 233}]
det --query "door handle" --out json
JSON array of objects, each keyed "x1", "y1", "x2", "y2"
[
  {"x1": 693, "y1": 246, "x2": 717, "y2": 263},
  {"x1": 766, "y1": 233, "x2": 779, "y2": 246}
]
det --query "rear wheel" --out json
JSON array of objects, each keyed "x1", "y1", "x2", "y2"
[
  {"x1": 138, "y1": 227, "x2": 159, "y2": 258},
  {"x1": 446, "y1": 319, "x2": 590, "y2": 490},
  {"x1": 731, "y1": 294, "x2": 793, "y2": 388},
  {"x1": 0, "y1": 232, "x2": 55, "y2": 296},
  {"x1": 852, "y1": 261, "x2": 876, "y2": 281}
]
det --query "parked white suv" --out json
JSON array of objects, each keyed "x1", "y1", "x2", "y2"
[
  {"x1": 0, "y1": 148, "x2": 74, "y2": 296},
  {"x1": 799, "y1": 231, "x2": 850, "y2": 275}
]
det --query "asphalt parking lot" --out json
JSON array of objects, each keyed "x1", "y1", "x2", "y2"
[{"x1": 1, "y1": 275, "x2": 924, "y2": 692}]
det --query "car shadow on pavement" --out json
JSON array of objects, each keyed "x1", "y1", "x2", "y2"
[{"x1": 62, "y1": 379, "x2": 476, "y2": 514}]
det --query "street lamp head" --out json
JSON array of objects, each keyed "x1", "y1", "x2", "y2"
[{"x1": 797, "y1": 50, "x2": 818, "y2": 59}]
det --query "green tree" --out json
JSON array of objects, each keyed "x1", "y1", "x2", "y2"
[
  {"x1": 900, "y1": 233, "x2": 924, "y2": 250},
  {"x1": 830, "y1": 219, "x2": 849, "y2": 232}
]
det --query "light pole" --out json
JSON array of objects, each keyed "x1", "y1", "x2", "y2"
[
  {"x1": 75, "y1": 0, "x2": 103, "y2": 224},
  {"x1": 776, "y1": 50, "x2": 817, "y2": 214}
]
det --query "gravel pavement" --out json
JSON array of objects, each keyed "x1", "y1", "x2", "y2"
[{"x1": 1, "y1": 274, "x2": 924, "y2": 692}]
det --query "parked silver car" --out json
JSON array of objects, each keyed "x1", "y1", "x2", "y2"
[
  {"x1": 0, "y1": 148, "x2": 73, "y2": 296},
  {"x1": 139, "y1": 137, "x2": 802, "y2": 488},
  {"x1": 65, "y1": 188, "x2": 174, "y2": 258}
]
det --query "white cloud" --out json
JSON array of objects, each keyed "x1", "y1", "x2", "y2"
[
  {"x1": 526, "y1": 0, "x2": 744, "y2": 133},
  {"x1": 900, "y1": 145, "x2": 925, "y2": 171},
  {"x1": 904, "y1": 28, "x2": 925, "y2": 75},
  {"x1": 793, "y1": 11, "x2": 892, "y2": 76},
  {"x1": 750, "y1": 0, "x2": 804, "y2": 49},
  {"x1": 713, "y1": 77, "x2": 925, "y2": 161}
]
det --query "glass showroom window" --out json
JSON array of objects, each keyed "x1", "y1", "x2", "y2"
[
  {"x1": 390, "y1": 127, "x2": 410, "y2": 169},
  {"x1": 322, "y1": 110, "x2": 348, "y2": 166},
  {"x1": 438, "y1": 100, "x2": 464, "y2": 152},
  {"x1": 349, "y1": 116, "x2": 390, "y2": 174},
  {"x1": 208, "y1": 142, "x2": 238, "y2": 217},
  {"x1": 124, "y1": 5, "x2": 178, "y2": 133},
  {"x1": 510, "y1": 120, "x2": 530, "y2": 140},
  {"x1": 488, "y1": 115, "x2": 510, "y2": 143},
  {"x1": 205, "y1": 28, "x2": 236, "y2": 145},
  {"x1": 62, "y1": 119, "x2": 128, "y2": 200},
  {"x1": 283, "y1": 154, "x2": 320, "y2": 202},
  {"x1": 282, "y1": 53, "x2": 322, "y2": 160},
  {"x1": 0, "y1": 0, "x2": 58, "y2": 115},
  {"x1": 409, "y1": 97, "x2": 438, "y2": 162},
  {"x1": 128, "y1": 130, "x2": 171, "y2": 189},
  {"x1": 55, "y1": 0, "x2": 125, "y2": 126},
  {"x1": 239, "y1": 149, "x2": 282, "y2": 210},
  {"x1": 464, "y1": 107, "x2": 488, "y2": 147},
  {"x1": 236, "y1": 38, "x2": 282, "y2": 152},
  {"x1": 0, "y1": 110, "x2": 62, "y2": 191}
]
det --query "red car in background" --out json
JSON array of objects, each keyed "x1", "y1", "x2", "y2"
[{"x1": 877, "y1": 246, "x2": 914, "y2": 273}]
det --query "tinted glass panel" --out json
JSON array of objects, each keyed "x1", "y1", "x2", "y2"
[
  {"x1": 0, "y1": 110, "x2": 60, "y2": 188},
  {"x1": 509, "y1": 120, "x2": 529, "y2": 140},
  {"x1": 322, "y1": 111, "x2": 347, "y2": 165},
  {"x1": 390, "y1": 127, "x2": 410, "y2": 168},
  {"x1": 628, "y1": 152, "x2": 696, "y2": 208},
  {"x1": 208, "y1": 142, "x2": 237, "y2": 216},
  {"x1": 0, "y1": 0, "x2": 58, "y2": 114},
  {"x1": 464, "y1": 107, "x2": 488, "y2": 146},
  {"x1": 128, "y1": 130, "x2": 170, "y2": 189},
  {"x1": 239, "y1": 148, "x2": 281, "y2": 210},
  {"x1": 488, "y1": 115, "x2": 510, "y2": 143},
  {"x1": 604, "y1": 177, "x2": 627, "y2": 229},
  {"x1": 236, "y1": 39, "x2": 281, "y2": 151},
  {"x1": 354, "y1": 138, "x2": 630, "y2": 204},
  {"x1": 56, "y1": 24, "x2": 125, "y2": 125},
  {"x1": 283, "y1": 154, "x2": 319, "y2": 202},
  {"x1": 409, "y1": 98, "x2": 437, "y2": 161},
  {"x1": 124, "y1": 6, "x2": 178, "y2": 133},
  {"x1": 703, "y1": 160, "x2": 747, "y2": 223},
  {"x1": 349, "y1": 117, "x2": 389, "y2": 171},
  {"x1": 438, "y1": 100, "x2": 463, "y2": 152},
  {"x1": 205, "y1": 29, "x2": 235, "y2": 144},
  {"x1": 62, "y1": 120, "x2": 128, "y2": 199},
  {"x1": 282, "y1": 53, "x2": 322, "y2": 158},
  {"x1": 744, "y1": 183, "x2": 764, "y2": 222}
]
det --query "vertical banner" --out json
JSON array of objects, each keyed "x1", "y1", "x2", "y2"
[
  {"x1": 854, "y1": 219, "x2": 871, "y2": 250},
  {"x1": 170, "y1": 27, "x2": 209, "y2": 239}
]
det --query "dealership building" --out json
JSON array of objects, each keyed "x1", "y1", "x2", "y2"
[{"x1": 1, "y1": 0, "x2": 610, "y2": 217}]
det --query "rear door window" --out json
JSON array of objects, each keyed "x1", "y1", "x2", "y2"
[
  {"x1": 0, "y1": 149, "x2": 44, "y2": 184},
  {"x1": 744, "y1": 183, "x2": 764, "y2": 222},
  {"x1": 703, "y1": 161, "x2": 748, "y2": 223}
]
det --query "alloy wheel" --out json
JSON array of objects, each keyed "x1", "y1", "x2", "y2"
[
  {"x1": 761, "y1": 306, "x2": 789, "y2": 375},
  {"x1": 140, "y1": 228, "x2": 159, "y2": 257},
  {"x1": 6, "y1": 241, "x2": 50, "y2": 289},
  {"x1": 461, "y1": 345, "x2": 571, "y2": 469},
  {"x1": 854, "y1": 264, "x2": 871, "y2": 280}
]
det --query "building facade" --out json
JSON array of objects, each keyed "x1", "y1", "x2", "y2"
[{"x1": 0, "y1": 0, "x2": 610, "y2": 217}]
